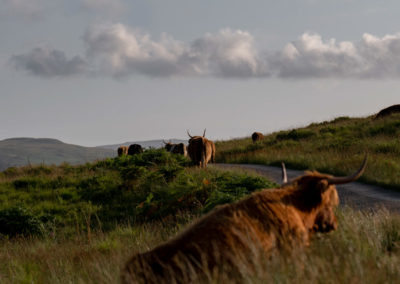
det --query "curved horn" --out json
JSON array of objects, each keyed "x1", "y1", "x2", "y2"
[
  {"x1": 203, "y1": 128, "x2": 206, "y2": 137},
  {"x1": 163, "y1": 140, "x2": 167, "y2": 144},
  {"x1": 187, "y1": 130, "x2": 193, "y2": 138},
  {"x1": 327, "y1": 154, "x2": 368, "y2": 185},
  {"x1": 281, "y1": 162, "x2": 287, "y2": 184}
]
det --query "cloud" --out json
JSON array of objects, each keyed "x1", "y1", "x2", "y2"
[
  {"x1": 189, "y1": 29, "x2": 268, "y2": 77},
  {"x1": 83, "y1": 24, "x2": 266, "y2": 78},
  {"x1": 272, "y1": 32, "x2": 400, "y2": 79},
  {"x1": 83, "y1": 24, "x2": 188, "y2": 77},
  {"x1": 10, "y1": 46, "x2": 87, "y2": 77},
  {"x1": 10, "y1": 24, "x2": 400, "y2": 79}
]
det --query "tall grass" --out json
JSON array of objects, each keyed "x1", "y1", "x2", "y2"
[
  {"x1": 1, "y1": 208, "x2": 399, "y2": 283},
  {"x1": 216, "y1": 114, "x2": 400, "y2": 190}
]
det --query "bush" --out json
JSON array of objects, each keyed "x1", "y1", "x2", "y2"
[
  {"x1": 276, "y1": 129, "x2": 316, "y2": 141},
  {"x1": 0, "y1": 207, "x2": 44, "y2": 237}
]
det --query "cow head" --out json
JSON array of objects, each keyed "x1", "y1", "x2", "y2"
[
  {"x1": 187, "y1": 129, "x2": 206, "y2": 140},
  {"x1": 163, "y1": 140, "x2": 173, "y2": 151},
  {"x1": 281, "y1": 155, "x2": 367, "y2": 233}
]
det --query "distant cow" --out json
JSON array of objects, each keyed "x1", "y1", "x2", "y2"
[
  {"x1": 127, "y1": 144, "x2": 143, "y2": 155},
  {"x1": 252, "y1": 132, "x2": 264, "y2": 143},
  {"x1": 163, "y1": 141, "x2": 187, "y2": 157},
  {"x1": 374, "y1": 104, "x2": 400, "y2": 119},
  {"x1": 121, "y1": 156, "x2": 367, "y2": 283},
  {"x1": 187, "y1": 129, "x2": 215, "y2": 168},
  {"x1": 117, "y1": 146, "x2": 128, "y2": 157}
]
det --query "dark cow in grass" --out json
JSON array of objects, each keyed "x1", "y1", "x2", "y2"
[
  {"x1": 375, "y1": 104, "x2": 400, "y2": 119},
  {"x1": 128, "y1": 144, "x2": 143, "y2": 155}
]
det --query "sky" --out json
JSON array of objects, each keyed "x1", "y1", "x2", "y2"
[{"x1": 1, "y1": 0, "x2": 400, "y2": 146}]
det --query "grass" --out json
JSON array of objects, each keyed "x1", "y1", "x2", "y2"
[
  {"x1": 0, "y1": 208, "x2": 399, "y2": 283},
  {"x1": 1, "y1": 114, "x2": 400, "y2": 283},
  {"x1": 0, "y1": 149, "x2": 275, "y2": 238},
  {"x1": 216, "y1": 114, "x2": 400, "y2": 191}
]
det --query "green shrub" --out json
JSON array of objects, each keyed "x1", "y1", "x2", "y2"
[
  {"x1": 0, "y1": 206, "x2": 44, "y2": 237},
  {"x1": 276, "y1": 129, "x2": 316, "y2": 141}
]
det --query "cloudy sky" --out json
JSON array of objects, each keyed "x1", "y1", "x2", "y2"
[{"x1": 1, "y1": 0, "x2": 399, "y2": 146}]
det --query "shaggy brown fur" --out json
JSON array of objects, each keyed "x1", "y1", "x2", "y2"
[
  {"x1": 117, "y1": 146, "x2": 128, "y2": 157},
  {"x1": 127, "y1": 144, "x2": 143, "y2": 155},
  {"x1": 252, "y1": 132, "x2": 264, "y2": 143},
  {"x1": 164, "y1": 142, "x2": 187, "y2": 156},
  {"x1": 375, "y1": 104, "x2": 400, "y2": 119},
  {"x1": 122, "y1": 169, "x2": 353, "y2": 284},
  {"x1": 187, "y1": 136, "x2": 215, "y2": 168}
]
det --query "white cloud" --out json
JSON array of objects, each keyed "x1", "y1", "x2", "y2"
[
  {"x1": 10, "y1": 46, "x2": 87, "y2": 77},
  {"x1": 83, "y1": 24, "x2": 265, "y2": 78},
  {"x1": 10, "y1": 24, "x2": 400, "y2": 80},
  {"x1": 273, "y1": 32, "x2": 400, "y2": 78}
]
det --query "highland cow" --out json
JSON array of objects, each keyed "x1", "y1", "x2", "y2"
[
  {"x1": 374, "y1": 104, "x2": 400, "y2": 119},
  {"x1": 252, "y1": 132, "x2": 264, "y2": 143},
  {"x1": 128, "y1": 144, "x2": 143, "y2": 155},
  {"x1": 187, "y1": 129, "x2": 215, "y2": 168},
  {"x1": 121, "y1": 156, "x2": 367, "y2": 283},
  {"x1": 117, "y1": 146, "x2": 128, "y2": 157},
  {"x1": 163, "y1": 141, "x2": 187, "y2": 157}
]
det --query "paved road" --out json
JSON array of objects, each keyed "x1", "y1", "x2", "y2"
[{"x1": 215, "y1": 163, "x2": 400, "y2": 213}]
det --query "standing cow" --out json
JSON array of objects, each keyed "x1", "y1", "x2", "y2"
[
  {"x1": 187, "y1": 129, "x2": 215, "y2": 168},
  {"x1": 374, "y1": 104, "x2": 400, "y2": 119},
  {"x1": 252, "y1": 132, "x2": 264, "y2": 143},
  {"x1": 117, "y1": 146, "x2": 128, "y2": 157},
  {"x1": 127, "y1": 144, "x2": 143, "y2": 155},
  {"x1": 121, "y1": 156, "x2": 367, "y2": 283},
  {"x1": 163, "y1": 141, "x2": 187, "y2": 157}
]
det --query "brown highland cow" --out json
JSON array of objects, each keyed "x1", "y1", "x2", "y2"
[
  {"x1": 117, "y1": 146, "x2": 128, "y2": 157},
  {"x1": 187, "y1": 129, "x2": 215, "y2": 168},
  {"x1": 252, "y1": 132, "x2": 264, "y2": 143},
  {"x1": 121, "y1": 156, "x2": 367, "y2": 283}
]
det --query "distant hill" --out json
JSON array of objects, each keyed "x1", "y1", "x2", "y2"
[
  {"x1": 97, "y1": 139, "x2": 187, "y2": 150},
  {"x1": 0, "y1": 137, "x2": 189, "y2": 171},
  {"x1": 0, "y1": 138, "x2": 114, "y2": 171}
]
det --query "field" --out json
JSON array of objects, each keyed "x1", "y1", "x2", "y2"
[
  {"x1": 216, "y1": 114, "x2": 400, "y2": 191},
  {"x1": 1, "y1": 208, "x2": 399, "y2": 283},
  {"x1": 1, "y1": 114, "x2": 400, "y2": 283}
]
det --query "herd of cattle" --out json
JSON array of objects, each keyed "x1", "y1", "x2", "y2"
[
  {"x1": 117, "y1": 129, "x2": 216, "y2": 168},
  {"x1": 118, "y1": 129, "x2": 369, "y2": 283},
  {"x1": 116, "y1": 105, "x2": 400, "y2": 282}
]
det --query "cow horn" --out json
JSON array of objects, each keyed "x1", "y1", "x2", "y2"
[
  {"x1": 327, "y1": 154, "x2": 368, "y2": 185},
  {"x1": 187, "y1": 130, "x2": 193, "y2": 138},
  {"x1": 203, "y1": 129, "x2": 206, "y2": 137},
  {"x1": 281, "y1": 162, "x2": 287, "y2": 184},
  {"x1": 163, "y1": 140, "x2": 167, "y2": 144}
]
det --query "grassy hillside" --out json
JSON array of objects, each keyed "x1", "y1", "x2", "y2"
[
  {"x1": 216, "y1": 113, "x2": 400, "y2": 191},
  {"x1": 0, "y1": 149, "x2": 274, "y2": 237},
  {"x1": 0, "y1": 138, "x2": 114, "y2": 171},
  {"x1": 0, "y1": 146, "x2": 399, "y2": 283}
]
